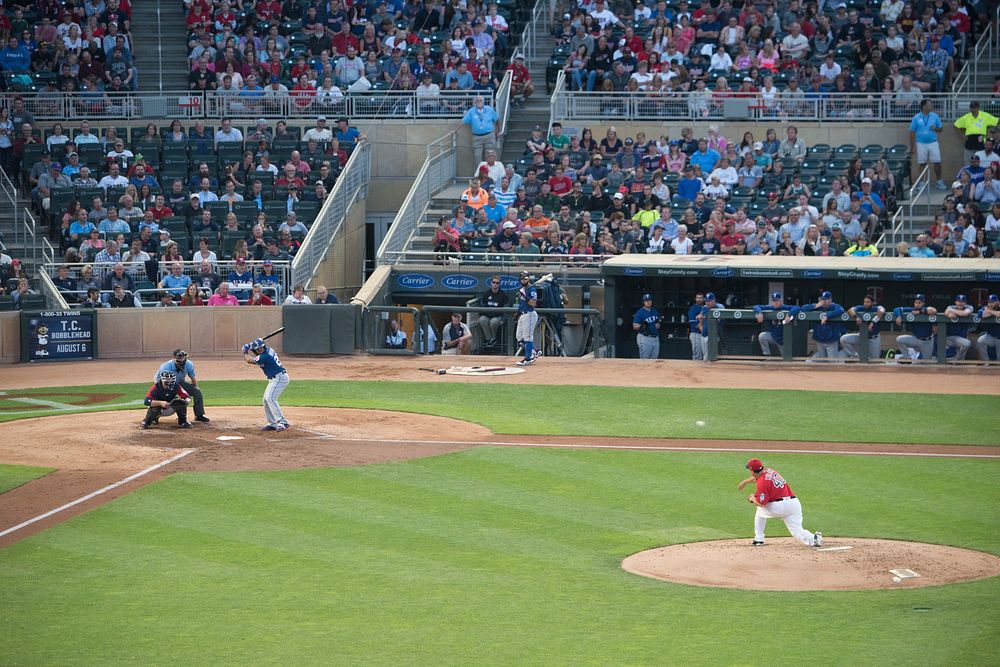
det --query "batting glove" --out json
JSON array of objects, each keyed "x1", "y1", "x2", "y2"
[{"x1": 242, "y1": 343, "x2": 251, "y2": 353}]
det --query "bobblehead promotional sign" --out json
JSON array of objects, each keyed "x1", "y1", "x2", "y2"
[{"x1": 21, "y1": 310, "x2": 97, "y2": 362}]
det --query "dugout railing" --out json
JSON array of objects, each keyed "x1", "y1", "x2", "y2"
[
  {"x1": 362, "y1": 305, "x2": 424, "y2": 356},
  {"x1": 704, "y1": 310, "x2": 991, "y2": 364}
]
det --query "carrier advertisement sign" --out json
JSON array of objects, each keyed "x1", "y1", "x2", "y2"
[{"x1": 21, "y1": 310, "x2": 97, "y2": 362}]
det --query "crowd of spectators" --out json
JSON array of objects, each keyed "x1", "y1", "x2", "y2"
[
  {"x1": 431, "y1": 121, "x2": 960, "y2": 261},
  {"x1": 900, "y1": 136, "x2": 1000, "y2": 259},
  {"x1": 0, "y1": 0, "x2": 138, "y2": 100},
  {"x1": 550, "y1": 0, "x2": 990, "y2": 103},
  {"x1": 183, "y1": 0, "x2": 522, "y2": 109}
]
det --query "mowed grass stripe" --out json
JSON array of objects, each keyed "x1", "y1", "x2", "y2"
[
  {"x1": 4, "y1": 449, "x2": 1000, "y2": 664},
  {"x1": 2, "y1": 381, "x2": 1000, "y2": 445}
]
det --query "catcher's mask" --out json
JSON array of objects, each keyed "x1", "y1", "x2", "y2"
[{"x1": 159, "y1": 370, "x2": 178, "y2": 389}]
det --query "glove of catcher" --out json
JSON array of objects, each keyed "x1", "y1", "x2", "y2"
[{"x1": 170, "y1": 397, "x2": 191, "y2": 408}]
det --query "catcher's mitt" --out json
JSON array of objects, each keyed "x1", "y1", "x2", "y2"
[{"x1": 170, "y1": 397, "x2": 191, "y2": 408}]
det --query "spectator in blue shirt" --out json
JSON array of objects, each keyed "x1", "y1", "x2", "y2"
[
  {"x1": 0, "y1": 37, "x2": 30, "y2": 73},
  {"x1": 677, "y1": 166, "x2": 704, "y2": 201},
  {"x1": 159, "y1": 262, "x2": 193, "y2": 296},
  {"x1": 689, "y1": 139, "x2": 720, "y2": 177},
  {"x1": 445, "y1": 62, "x2": 475, "y2": 90},
  {"x1": 909, "y1": 99, "x2": 946, "y2": 190},
  {"x1": 907, "y1": 234, "x2": 937, "y2": 257},
  {"x1": 335, "y1": 117, "x2": 364, "y2": 145}
]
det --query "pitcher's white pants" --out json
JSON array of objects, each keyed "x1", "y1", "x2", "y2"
[
  {"x1": 754, "y1": 497, "x2": 816, "y2": 546},
  {"x1": 264, "y1": 372, "x2": 289, "y2": 426}
]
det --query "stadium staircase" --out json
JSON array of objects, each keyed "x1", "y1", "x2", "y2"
[
  {"x1": 500, "y1": 32, "x2": 556, "y2": 167},
  {"x1": 134, "y1": 0, "x2": 190, "y2": 92},
  {"x1": 403, "y1": 181, "x2": 469, "y2": 256}
]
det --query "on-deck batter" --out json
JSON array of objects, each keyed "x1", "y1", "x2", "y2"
[{"x1": 738, "y1": 458, "x2": 822, "y2": 547}]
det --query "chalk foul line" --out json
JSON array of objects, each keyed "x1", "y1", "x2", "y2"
[{"x1": 0, "y1": 448, "x2": 197, "y2": 539}]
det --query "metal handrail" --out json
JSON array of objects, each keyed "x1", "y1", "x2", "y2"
[
  {"x1": 380, "y1": 250, "x2": 612, "y2": 266},
  {"x1": 14, "y1": 90, "x2": 495, "y2": 121},
  {"x1": 970, "y1": 22, "x2": 994, "y2": 90},
  {"x1": 376, "y1": 132, "x2": 458, "y2": 265},
  {"x1": 496, "y1": 67, "x2": 514, "y2": 144},
  {"x1": 549, "y1": 90, "x2": 993, "y2": 122},
  {"x1": 0, "y1": 166, "x2": 20, "y2": 247},
  {"x1": 37, "y1": 270, "x2": 68, "y2": 310},
  {"x1": 548, "y1": 70, "x2": 566, "y2": 139},
  {"x1": 907, "y1": 164, "x2": 932, "y2": 226},
  {"x1": 290, "y1": 140, "x2": 371, "y2": 289}
]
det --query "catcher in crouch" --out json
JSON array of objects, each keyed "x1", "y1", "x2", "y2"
[{"x1": 139, "y1": 370, "x2": 193, "y2": 430}]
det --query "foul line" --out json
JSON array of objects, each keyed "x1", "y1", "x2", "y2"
[
  {"x1": 0, "y1": 448, "x2": 197, "y2": 539},
  {"x1": 298, "y1": 430, "x2": 1000, "y2": 459}
]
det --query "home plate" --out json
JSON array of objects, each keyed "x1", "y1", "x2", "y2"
[{"x1": 816, "y1": 546, "x2": 854, "y2": 552}]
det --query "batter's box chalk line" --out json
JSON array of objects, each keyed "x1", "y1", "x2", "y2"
[
  {"x1": 890, "y1": 569, "x2": 921, "y2": 579},
  {"x1": 815, "y1": 546, "x2": 854, "y2": 552}
]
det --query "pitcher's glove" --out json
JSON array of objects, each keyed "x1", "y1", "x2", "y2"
[{"x1": 170, "y1": 397, "x2": 191, "y2": 408}]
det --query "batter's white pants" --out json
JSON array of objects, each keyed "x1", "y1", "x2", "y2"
[
  {"x1": 689, "y1": 332, "x2": 704, "y2": 360},
  {"x1": 977, "y1": 332, "x2": 999, "y2": 362},
  {"x1": 754, "y1": 497, "x2": 816, "y2": 546},
  {"x1": 515, "y1": 310, "x2": 538, "y2": 343},
  {"x1": 896, "y1": 334, "x2": 934, "y2": 360},
  {"x1": 759, "y1": 331, "x2": 782, "y2": 356},
  {"x1": 840, "y1": 333, "x2": 880, "y2": 361},
  {"x1": 263, "y1": 372, "x2": 289, "y2": 427},
  {"x1": 947, "y1": 335, "x2": 971, "y2": 360}
]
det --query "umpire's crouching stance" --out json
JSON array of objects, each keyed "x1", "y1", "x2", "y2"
[
  {"x1": 140, "y1": 371, "x2": 193, "y2": 429},
  {"x1": 155, "y1": 349, "x2": 210, "y2": 422}
]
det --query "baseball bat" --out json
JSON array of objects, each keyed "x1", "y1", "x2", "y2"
[
  {"x1": 418, "y1": 368, "x2": 448, "y2": 375},
  {"x1": 261, "y1": 327, "x2": 285, "y2": 341}
]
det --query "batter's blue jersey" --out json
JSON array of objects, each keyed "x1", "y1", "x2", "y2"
[
  {"x1": 633, "y1": 306, "x2": 660, "y2": 334},
  {"x1": 801, "y1": 302, "x2": 845, "y2": 341},
  {"x1": 699, "y1": 304, "x2": 725, "y2": 337},
  {"x1": 688, "y1": 303, "x2": 702, "y2": 333},
  {"x1": 253, "y1": 346, "x2": 286, "y2": 379},
  {"x1": 155, "y1": 359, "x2": 196, "y2": 383},
  {"x1": 518, "y1": 286, "x2": 537, "y2": 313}
]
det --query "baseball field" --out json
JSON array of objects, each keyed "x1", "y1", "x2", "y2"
[{"x1": 1, "y1": 358, "x2": 998, "y2": 665}]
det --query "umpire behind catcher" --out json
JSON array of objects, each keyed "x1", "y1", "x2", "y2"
[{"x1": 155, "y1": 349, "x2": 210, "y2": 422}]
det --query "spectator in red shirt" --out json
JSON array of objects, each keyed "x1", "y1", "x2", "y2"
[
  {"x1": 149, "y1": 194, "x2": 174, "y2": 220},
  {"x1": 548, "y1": 166, "x2": 573, "y2": 197},
  {"x1": 276, "y1": 164, "x2": 305, "y2": 190},
  {"x1": 507, "y1": 54, "x2": 534, "y2": 106}
]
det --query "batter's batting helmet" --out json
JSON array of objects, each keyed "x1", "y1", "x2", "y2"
[
  {"x1": 251, "y1": 337, "x2": 265, "y2": 350},
  {"x1": 159, "y1": 370, "x2": 178, "y2": 388}
]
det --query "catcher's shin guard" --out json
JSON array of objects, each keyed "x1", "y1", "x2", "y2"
[{"x1": 144, "y1": 405, "x2": 163, "y2": 426}]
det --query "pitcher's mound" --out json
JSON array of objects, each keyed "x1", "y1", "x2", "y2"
[{"x1": 622, "y1": 538, "x2": 1000, "y2": 591}]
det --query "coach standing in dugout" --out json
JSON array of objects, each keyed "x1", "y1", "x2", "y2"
[
  {"x1": 633, "y1": 293, "x2": 661, "y2": 359},
  {"x1": 155, "y1": 349, "x2": 210, "y2": 423}
]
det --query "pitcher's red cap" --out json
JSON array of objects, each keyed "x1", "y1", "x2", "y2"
[{"x1": 746, "y1": 458, "x2": 764, "y2": 472}]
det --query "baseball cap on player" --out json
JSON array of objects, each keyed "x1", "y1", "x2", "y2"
[
  {"x1": 989, "y1": 294, "x2": 999, "y2": 303},
  {"x1": 820, "y1": 290, "x2": 833, "y2": 300},
  {"x1": 705, "y1": 292, "x2": 717, "y2": 301},
  {"x1": 914, "y1": 293, "x2": 926, "y2": 302},
  {"x1": 746, "y1": 458, "x2": 764, "y2": 472},
  {"x1": 955, "y1": 294, "x2": 967, "y2": 302},
  {"x1": 642, "y1": 293, "x2": 653, "y2": 301},
  {"x1": 771, "y1": 292, "x2": 782, "y2": 300}
]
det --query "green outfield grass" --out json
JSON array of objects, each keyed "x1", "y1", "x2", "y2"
[
  {"x1": 0, "y1": 464, "x2": 54, "y2": 493},
  {"x1": 1, "y1": 450, "x2": 998, "y2": 664},
  {"x1": 1, "y1": 381, "x2": 999, "y2": 446}
]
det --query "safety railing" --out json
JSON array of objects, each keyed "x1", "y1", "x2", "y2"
[
  {"x1": 361, "y1": 305, "x2": 423, "y2": 355},
  {"x1": 517, "y1": 0, "x2": 555, "y2": 63},
  {"x1": 13, "y1": 90, "x2": 494, "y2": 121},
  {"x1": 43, "y1": 260, "x2": 292, "y2": 298},
  {"x1": 550, "y1": 90, "x2": 991, "y2": 123},
  {"x1": 36, "y1": 269, "x2": 68, "y2": 310},
  {"x1": 376, "y1": 133, "x2": 458, "y2": 266},
  {"x1": 908, "y1": 164, "x2": 933, "y2": 223},
  {"x1": 495, "y1": 67, "x2": 514, "y2": 150},
  {"x1": 418, "y1": 304, "x2": 608, "y2": 358},
  {"x1": 379, "y1": 249, "x2": 612, "y2": 268},
  {"x1": 0, "y1": 166, "x2": 20, "y2": 246},
  {"x1": 53, "y1": 284, "x2": 282, "y2": 307},
  {"x1": 702, "y1": 309, "x2": 989, "y2": 364},
  {"x1": 291, "y1": 140, "x2": 371, "y2": 289},
  {"x1": 882, "y1": 164, "x2": 931, "y2": 256}
]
